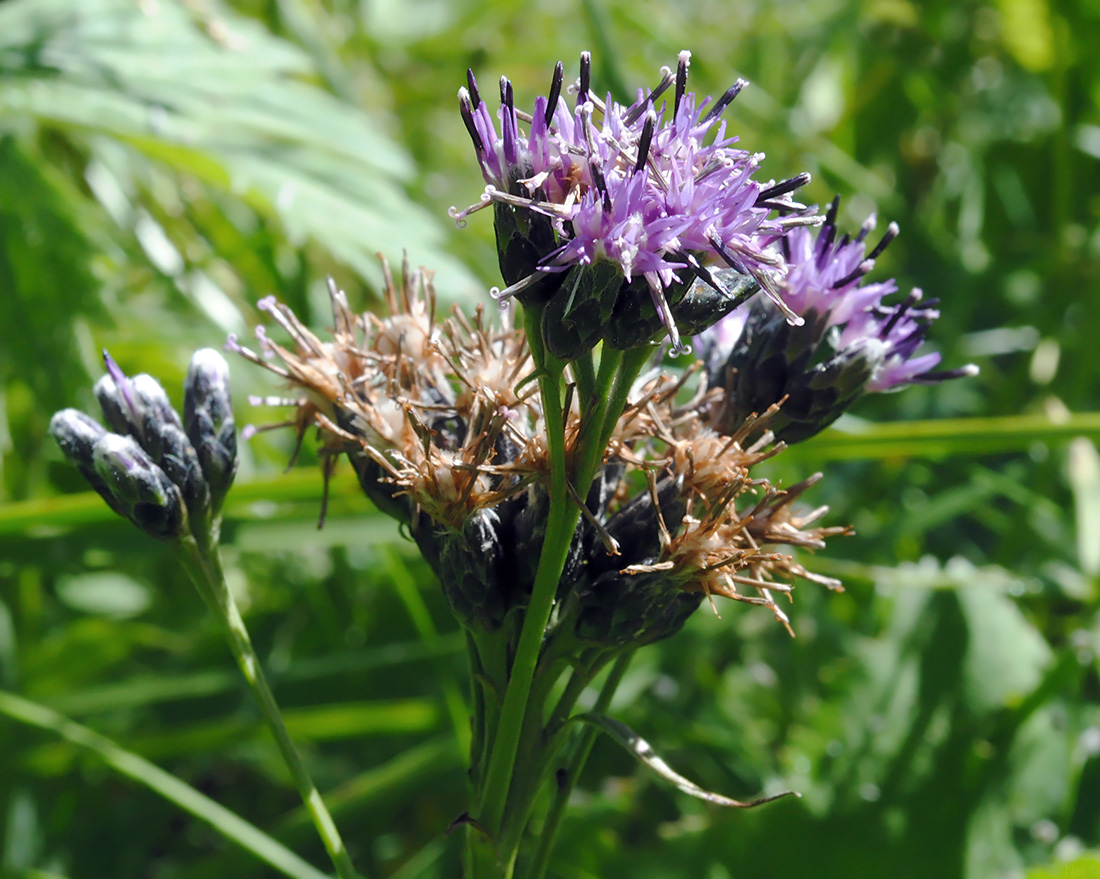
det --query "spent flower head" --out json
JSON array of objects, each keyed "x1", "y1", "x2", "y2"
[{"x1": 453, "y1": 51, "x2": 818, "y2": 357}]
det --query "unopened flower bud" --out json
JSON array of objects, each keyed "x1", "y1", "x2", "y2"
[
  {"x1": 49, "y1": 409, "x2": 107, "y2": 467},
  {"x1": 575, "y1": 566, "x2": 703, "y2": 647},
  {"x1": 94, "y1": 354, "x2": 184, "y2": 454},
  {"x1": 91, "y1": 433, "x2": 186, "y2": 539},
  {"x1": 50, "y1": 409, "x2": 131, "y2": 521},
  {"x1": 184, "y1": 348, "x2": 239, "y2": 510},
  {"x1": 158, "y1": 421, "x2": 211, "y2": 520},
  {"x1": 412, "y1": 509, "x2": 511, "y2": 631},
  {"x1": 92, "y1": 352, "x2": 212, "y2": 519}
]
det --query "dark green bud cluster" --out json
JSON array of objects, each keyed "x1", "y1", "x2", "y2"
[
  {"x1": 411, "y1": 510, "x2": 514, "y2": 632},
  {"x1": 566, "y1": 474, "x2": 703, "y2": 647},
  {"x1": 50, "y1": 350, "x2": 238, "y2": 541}
]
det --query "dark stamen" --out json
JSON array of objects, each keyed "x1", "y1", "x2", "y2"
[
  {"x1": 546, "y1": 61, "x2": 564, "y2": 126},
  {"x1": 675, "y1": 251, "x2": 719, "y2": 289},
  {"x1": 816, "y1": 196, "x2": 840, "y2": 269},
  {"x1": 755, "y1": 173, "x2": 812, "y2": 206},
  {"x1": 879, "y1": 289, "x2": 922, "y2": 337},
  {"x1": 831, "y1": 259, "x2": 874, "y2": 289},
  {"x1": 578, "y1": 51, "x2": 591, "y2": 105},
  {"x1": 710, "y1": 236, "x2": 747, "y2": 274},
  {"x1": 702, "y1": 79, "x2": 747, "y2": 122},
  {"x1": 674, "y1": 52, "x2": 689, "y2": 118},
  {"x1": 855, "y1": 213, "x2": 876, "y2": 243},
  {"x1": 867, "y1": 221, "x2": 900, "y2": 261},
  {"x1": 625, "y1": 69, "x2": 673, "y2": 125},
  {"x1": 779, "y1": 235, "x2": 791, "y2": 262},
  {"x1": 915, "y1": 365, "x2": 980, "y2": 384},
  {"x1": 458, "y1": 89, "x2": 484, "y2": 154},
  {"x1": 500, "y1": 77, "x2": 514, "y2": 114},
  {"x1": 466, "y1": 70, "x2": 481, "y2": 107},
  {"x1": 634, "y1": 109, "x2": 655, "y2": 174},
  {"x1": 591, "y1": 160, "x2": 613, "y2": 213}
]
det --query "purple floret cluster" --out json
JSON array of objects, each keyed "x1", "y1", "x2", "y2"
[
  {"x1": 457, "y1": 50, "x2": 974, "y2": 396},
  {"x1": 718, "y1": 197, "x2": 978, "y2": 392},
  {"x1": 454, "y1": 50, "x2": 814, "y2": 353}
]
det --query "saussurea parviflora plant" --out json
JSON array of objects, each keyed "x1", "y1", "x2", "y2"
[{"x1": 51, "y1": 51, "x2": 976, "y2": 879}]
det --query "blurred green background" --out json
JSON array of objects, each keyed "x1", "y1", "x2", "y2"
[{"x1": 2, "y1": 0, "x2": 1099, "y2": 877}]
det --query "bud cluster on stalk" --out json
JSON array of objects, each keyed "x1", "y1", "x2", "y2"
[{"x1": 50, "y1": 350, "x2": 238, "y2": 541}]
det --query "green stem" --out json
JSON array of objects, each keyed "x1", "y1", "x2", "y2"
[
  {"x1": 518, "y1": 650, "x2": 636, "y2": 879},
  {"x1": 544, "y1": 651, "x2": 604, "y2": 739},
  {"x1": 493, "y1": 656, "x2": 574, "y2": 858},
  {"x1": 470, "y1": 324, "x2": 652, "y2": 875},
  {"x1": 0, "y1": 690, "x2": 332, "y2": 879},
  {"x1": 176, "y1": 537, "x2": 360, "y2": 879},
  {"x1": 573, "y1": 345, "x2": 651, "y2": 499},
  {"x1": 495, "y1": 650, "x2": 609, "y2": 861},
  {"x1": 572, "y1": 349, "x2": 597, "y2": 407},
  {"x1": 475, "y1": 371, "x2": 576, "y2": 830}
]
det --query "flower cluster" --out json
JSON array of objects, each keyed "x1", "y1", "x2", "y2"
[
  {"x1": 453, "y1": 51, "x2": 817, "y2": 358},
  {"x1": 45, "y1": 50, "x2": 984, "y2": 879},
  {"x1": 236, "y1": 261, "x2": 843, "y2": 641}
]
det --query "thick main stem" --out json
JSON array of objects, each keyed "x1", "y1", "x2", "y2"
[
  {"x1": 519, "y1": 650, "x2": 636, "y2": 879},
  {"x1": 469, "y1": 318, "x2": 653, "y2": 877},
  {"x1": 177, "y1": 537, "x2": 360, "y2": 879},
  {"x1": 474, "y1": 323, "x2": 577, "y2": 837}
]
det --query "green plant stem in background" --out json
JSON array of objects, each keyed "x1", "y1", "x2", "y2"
[
  {"x1": 174, "y1": 535, "x2": 361, "y2": 879},
  {"x1": 8, "y1": 412, "x2": 1100, "y2": 539},
  {"x1": 382, "y1": 547, "x2": 471, "y2": 755}
]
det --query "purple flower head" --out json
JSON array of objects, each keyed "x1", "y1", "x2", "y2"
[
  {"x1": 702, "y1": 198, "x2": 978, "y2": 442},
  {"x1": 453, "y1": 51, "x2": 817, "y2": 356},
  {"x1": 712, "y1": 197, "x2": 978, "y2": 392}
]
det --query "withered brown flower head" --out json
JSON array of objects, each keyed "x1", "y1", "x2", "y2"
[{"x1": 233, "y1": 258, "x2": 846, "y2": 640}]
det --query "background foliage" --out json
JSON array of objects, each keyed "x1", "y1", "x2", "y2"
[{"x1": 2, "y1": 0, "x2": 1099, "y2": 877}]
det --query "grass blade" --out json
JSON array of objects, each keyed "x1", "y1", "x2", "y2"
[{"x1": 0, "y1": 690, "x2": 332, "y2": 879}]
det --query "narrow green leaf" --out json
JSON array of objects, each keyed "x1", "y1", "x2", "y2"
[
  {"x1": 573, "y1": 712, "x2": 798, "y2": 808},
  {"x1": 792, "y1": 412, "x2": 1100, "y2": 460},
  {"x1": 276, "y1": 737, "x2": 461, "y2": 832},
  {"x1": 0, "y1": 690, "x2": 332, "y2": 879},
  {"x1": 1026, "y1": 853, "x2": 1100, "y2": 879}
]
